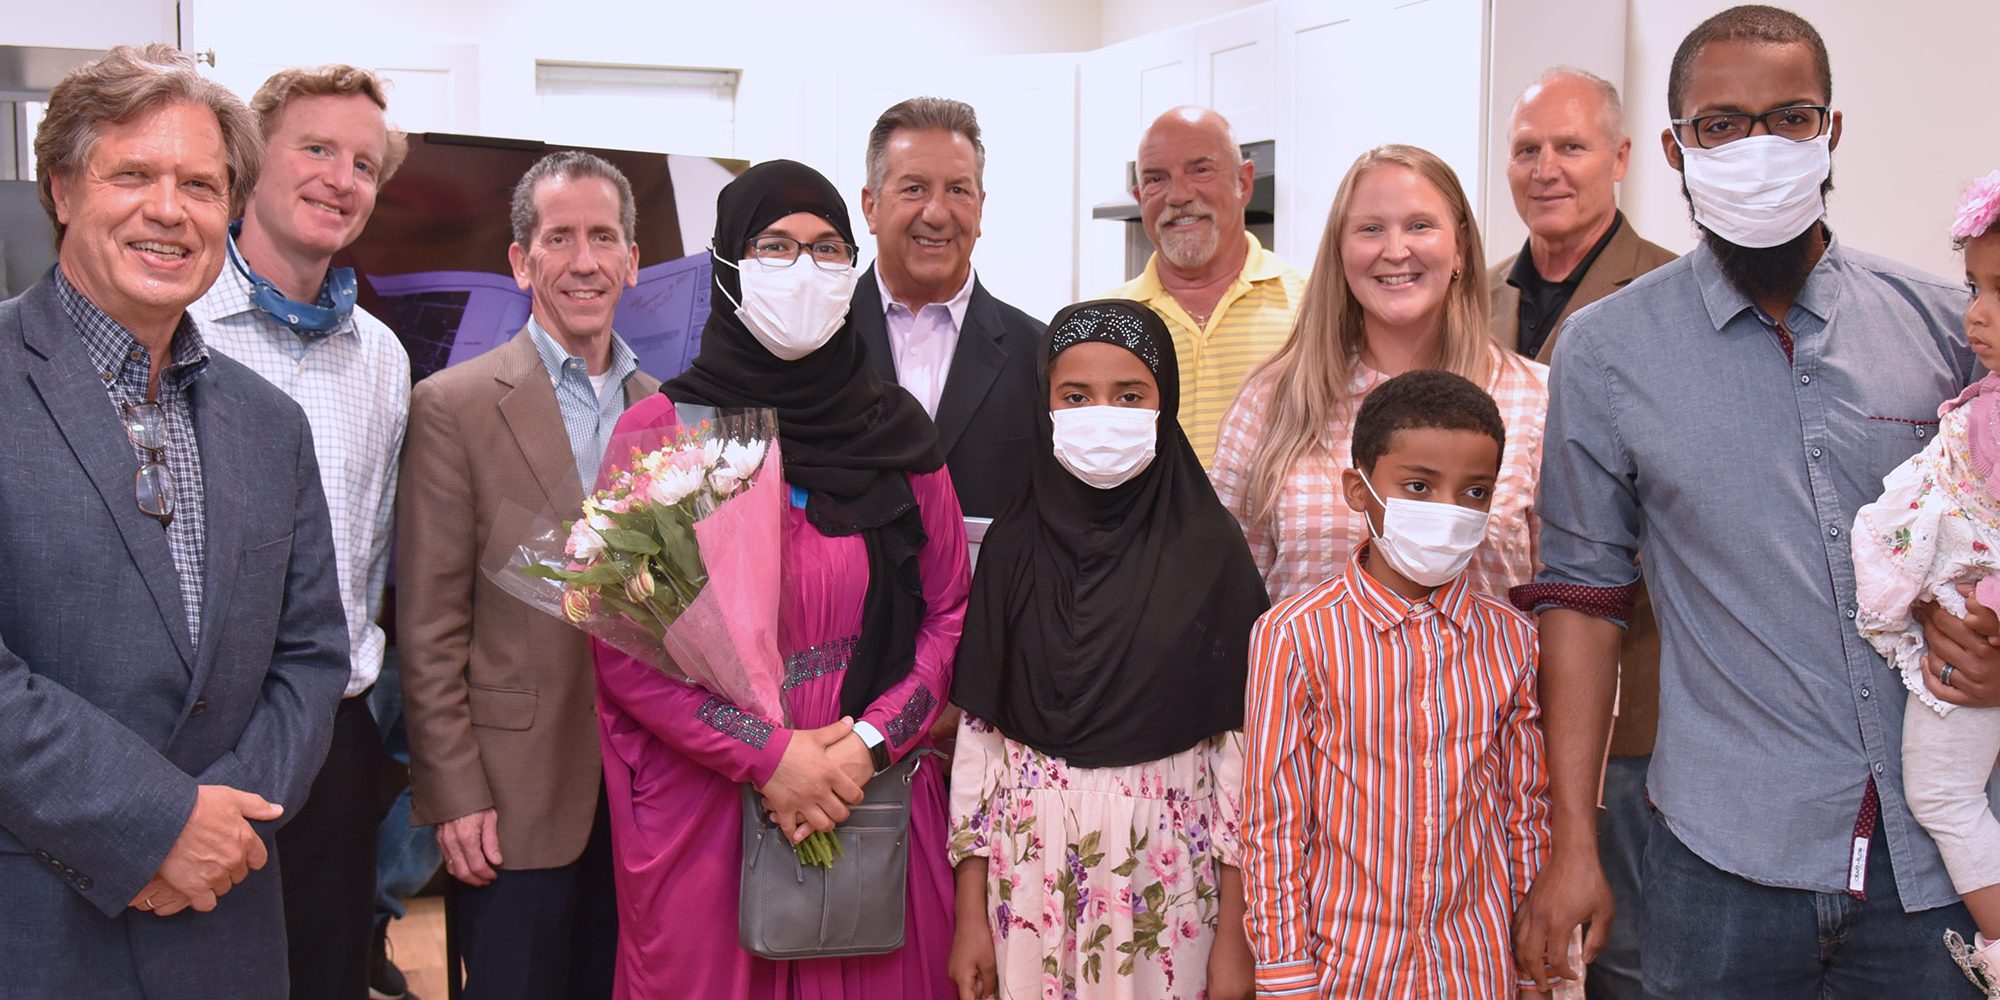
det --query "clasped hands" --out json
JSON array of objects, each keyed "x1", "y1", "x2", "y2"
[
  {"x1": 756, "y1": 718, "x2": 875, "y2": 844},
  {"x1": 127, "y1": 784, "x2": 283, "y2": 917}
]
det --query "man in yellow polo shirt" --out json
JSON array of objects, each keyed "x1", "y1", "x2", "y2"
[{"x1": 1109, "y1": 106, "x2": 1305, "y2": 466}]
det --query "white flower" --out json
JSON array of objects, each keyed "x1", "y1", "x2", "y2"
[
  {"x1": 648, "y1": 464, "x2": 703, "y2": 506},
  {"x1": 721, "y1": 439, "x2": 768, "y2": 481},
  {"x1": 701, "y1": 437, "x2": 725, "y2": 471},
  {"x1": 567, "y1": 519, "x2": 605, "y2": 562}
]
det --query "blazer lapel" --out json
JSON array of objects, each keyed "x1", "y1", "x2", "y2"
[
  {"x1": 494, "y1": 329, "x2": 588, "y2": 514},
  {"x1": 848, "y1": 266, "x2": 899, "y2": 383},
  {"x1": 1489, "y1": 261, "x2": 1524, "y2": 356},
  {"x1": 932, "y1": 281, "x2": 1007, "y2": 457},
  {"x1": 1545, "y1": 222, "x2": 1648, "y2": 362},
  {"x1": 17, "y1": 281, "x2": 194, "y2": 670},
  {"x1": 187, "y1": 363, "x2": 253, "y2": 692}
]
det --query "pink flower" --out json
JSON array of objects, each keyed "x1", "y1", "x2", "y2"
[
  {"x1": 1952, "y1": 169, "x2": 2000, "y2": 241},
  {"x1": 1146, "y1": 842, "x2": 1185, "y2": 888},
  {"x1": 1179, "y1": 917, "x2": 1200, "y2": 940}
]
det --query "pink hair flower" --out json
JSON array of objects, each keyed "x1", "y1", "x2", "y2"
[{"x1": 1951, "y1": 169, "x2": 2000, "y2": 241}]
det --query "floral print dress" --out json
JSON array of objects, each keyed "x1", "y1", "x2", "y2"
[
  {"x1": 1853, "y1": 373, "x2": 2000, "y2": 715},
  {"x1": 948, "y1": 716, "x2": 1244, "y2": 1000}
]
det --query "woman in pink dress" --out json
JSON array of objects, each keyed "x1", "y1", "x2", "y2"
[{"x1": 589, "y1": 159, "x2": 967, "y2": 998}]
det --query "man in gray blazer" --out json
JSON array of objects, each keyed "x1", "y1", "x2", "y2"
[
  {"x1": 852, "y1": 97, "x2": 1043, "y2": 519},
  {"x1": 0, "y1": 45, "x2": 349, "y2": 1000}
]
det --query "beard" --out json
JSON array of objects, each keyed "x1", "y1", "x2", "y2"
[
  {"x1": 1158, "y1": 223, "x2": 1219, "y2": 271},
  {"x1": 1682, "y1": 171, "x2": 1834, "y2": 307}
]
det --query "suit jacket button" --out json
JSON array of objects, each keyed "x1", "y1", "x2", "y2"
[
  {"x1": 74, "y1": 875, "x2": 92, "y2": 891},
  {"x1": 191, "y1": 698, "x2": 207, "y2": 716}
]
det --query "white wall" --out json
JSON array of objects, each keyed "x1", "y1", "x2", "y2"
[
  {"x1": 1619, "y1": 0, "x2": 2000, "y2": 283},
  {"x1": 173, "y1": 0, "x2": 1102, "y2": 321}
]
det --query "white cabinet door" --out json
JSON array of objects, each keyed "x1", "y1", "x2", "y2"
[
  {"x1": 1276, "y1": 0, "x2": 1488, "y2": 270},
  {"x1": 1191, "y1": 4, "x2": 1280, "y2": 143}
]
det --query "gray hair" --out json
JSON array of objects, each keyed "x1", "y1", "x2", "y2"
[
  {"x1": 509, "y1": 150, "x2": 637, "y2": 248},
  {"x1": 34, "y1": 43, "x2": 262, "y2": 246},
  {"x1": 1513, "y1": 66, "x2": 1625, "y2": 142},
  {"x1": 865, "y1": 97, "x2": 986, "y2": 193}
]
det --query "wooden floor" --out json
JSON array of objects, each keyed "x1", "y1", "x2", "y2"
[{"x1": 384, "y1": 895, "x2": 451, "y2": 1000}]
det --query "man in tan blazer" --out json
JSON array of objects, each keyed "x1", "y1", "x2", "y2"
[
  {"x1": 1491, "y1": 68, "x2": 1674, "y2": 1000},
  {"x1": 398, "y1": 151, "x2": 659, "y2": 1000}
]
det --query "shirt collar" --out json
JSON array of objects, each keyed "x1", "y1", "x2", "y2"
[
  {"x1": 1690, "y1": 226, "x2": 1844, "y2": 331},
  {"x1": 1507, "y1": 211, "x2": 1624, "y2": 293},
  {"x1": 527, "y1": 315, "x2": 639, "y2": 388},
  {"x1": 1129, "y1": 231, "x2": 1284, "y2": 303},
  {"x1": 1341, "y1": 541, "x2": 1477, "y2": 634},
  {"x1": 55, "y1": 265, "x2": 210, "y2": 391},
  {"x1": 876, "y1": 264, "x2": 977, "y2": 331}
]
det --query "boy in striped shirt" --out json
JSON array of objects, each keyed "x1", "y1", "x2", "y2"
[{"x1": 1242, "y1": 371, "x2": 1552, "y2": 999}]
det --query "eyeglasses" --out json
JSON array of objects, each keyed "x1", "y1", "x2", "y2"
[
  {"x1": 740, "y1": 236, "x2": 859, "y2": 270},
  {"x1": 1671, "y1": 104, "x2": 1830, "y2": 149},
  {"x1": 121, "y1": 401, "x2": 174, "y2": 526}
]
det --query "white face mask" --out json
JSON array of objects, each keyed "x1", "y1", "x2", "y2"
[
  {"x1": 1359, "y1": 475, "x2": 1490, "y2": 588},
  {"x1": 1678, "y1": 132, "x2": 1831, "y2": 249},
  {"x1": 1050, "y1": 406, "x2": 1158, "y2": 489},
  {"x1": 713, "y1": 251, "x2": 859, "y2": 361}
]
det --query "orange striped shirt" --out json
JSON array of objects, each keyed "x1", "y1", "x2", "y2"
[{"x1": 1243, "y1": 545, "x2": 1549, "y2": 999}]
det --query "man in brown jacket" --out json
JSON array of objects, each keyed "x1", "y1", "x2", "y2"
[
  {"x1": 1490, "y1": 67, "x2": 1675, "y2": 1000},
  {"x1": 397, "y1": 151, "x2": 659, "y2": 1000}
]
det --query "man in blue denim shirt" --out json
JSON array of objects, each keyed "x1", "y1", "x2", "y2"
[{"x1": 1512, "y1": 7, "x2": 1998, "y2": 998}]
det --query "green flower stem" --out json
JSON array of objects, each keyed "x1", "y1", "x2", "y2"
[{"x1": 795, "y1": 830, "x2": 843, "y2": 869}]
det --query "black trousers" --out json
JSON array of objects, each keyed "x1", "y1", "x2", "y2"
[
  {"x1": 451, "y1": 792, "x2": 618, "y2": 1000},
  {"x1": 280, "y1": 692, "x2": 391, "y2": 1000}
]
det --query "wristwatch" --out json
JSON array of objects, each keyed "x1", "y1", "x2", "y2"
[{"x1": 853, "y1": 721, "x2": 892, "y2": 775}]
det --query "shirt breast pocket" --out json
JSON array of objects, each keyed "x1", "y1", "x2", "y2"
[{"x1": 1854, "y1": 415, "x2": 1942, "y2": 492}]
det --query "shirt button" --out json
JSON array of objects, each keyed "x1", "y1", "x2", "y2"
[
  {"x1": 1421, "y1": 815, "x2": 1434, "y2": 828},
  {"x1": 1420, "y1": 871, "x2": 1432, "y2": 884},
  {"x1": 1810, "y1": 447, "x2": 1823, "y2": 458},
  {"x1": 1874, "y1": 762, "x2": 1886, "y2": 774},
  {"x1": 1916, "y1": 428, "x2": 1928, "y2": 439},
  {"x1": 1861, "y1": 687, "x2": 1872, "y2": 698},
  {"x1": 1421, "y1": 756, "x2": 1434, "y2": 769},
  {"x1": 1846, "y1": 608, "x2": 1856, "y2": 619},
  {"x1": 1800, "y1": 374, "x2": 1812, "y2": 385},
  {"x1": 1828, "y1": 525, "x2": 1841, "y2": 537}
]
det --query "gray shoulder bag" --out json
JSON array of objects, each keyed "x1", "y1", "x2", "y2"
[{"x1": 738, "y1": 748, "x2": 944, "y2": 959}]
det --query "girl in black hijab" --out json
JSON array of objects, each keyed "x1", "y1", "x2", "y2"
[
  {"x1": 945, "y1": 299, "x2": 1268, "y2": 1000},
  {"x1": 590, "y1": 160, "x2": 969, "y2": 998}
]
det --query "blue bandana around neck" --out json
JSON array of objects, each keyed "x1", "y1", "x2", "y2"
[{"x1": 228, "y1": 220, "x2": 357, "y2": 336}]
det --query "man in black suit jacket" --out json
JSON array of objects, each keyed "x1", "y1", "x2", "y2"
[{"x1": 853, "y1": 97, "x2": 1043, "y2": 519}]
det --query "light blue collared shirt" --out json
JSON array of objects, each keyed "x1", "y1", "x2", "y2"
[{"x1": 527, "y1": 317, "x2": 641, "y2": 490}]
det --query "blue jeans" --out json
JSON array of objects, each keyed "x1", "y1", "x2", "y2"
[
  {"x1": 371, "y1": 648, "x2": 442, "y2": 922},
  {"x1": 1643, "y1": 809, "x2": 1975, "y2": 998},
  {"x1": 1587, "y1": 755, "x2": 1652, "y2": 1000}
]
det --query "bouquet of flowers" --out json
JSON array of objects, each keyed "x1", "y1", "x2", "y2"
[{"x1": 488, "y1": 407, "x2": 842, "y2": 867}]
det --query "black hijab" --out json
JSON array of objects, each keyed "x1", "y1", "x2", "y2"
[
  {"x1": 952, "y1": 299, "x2": 1269, "y2": 768},
  {"x1": 664, "y1": 159, "x2": 944, "y2": 719}
]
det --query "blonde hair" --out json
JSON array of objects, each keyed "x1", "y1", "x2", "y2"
[
  {"x1": 34, "y1": 43, "x2": 261, "y2": 246},
  {"x1": 250, "y1": 64, "x2": 409, "y2": 182},
  {"x1": 1236, "y1": 144, "x2": 1506, "y2": 525}
]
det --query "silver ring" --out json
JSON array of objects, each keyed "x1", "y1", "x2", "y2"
[{"x1": 1942, "y1": 663, "x2": 1957, "y2": 688}]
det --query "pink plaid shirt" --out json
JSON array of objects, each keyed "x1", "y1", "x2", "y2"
[{"x1": 1211, "y1": 352, "x2": 1549, "y2": 602}]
